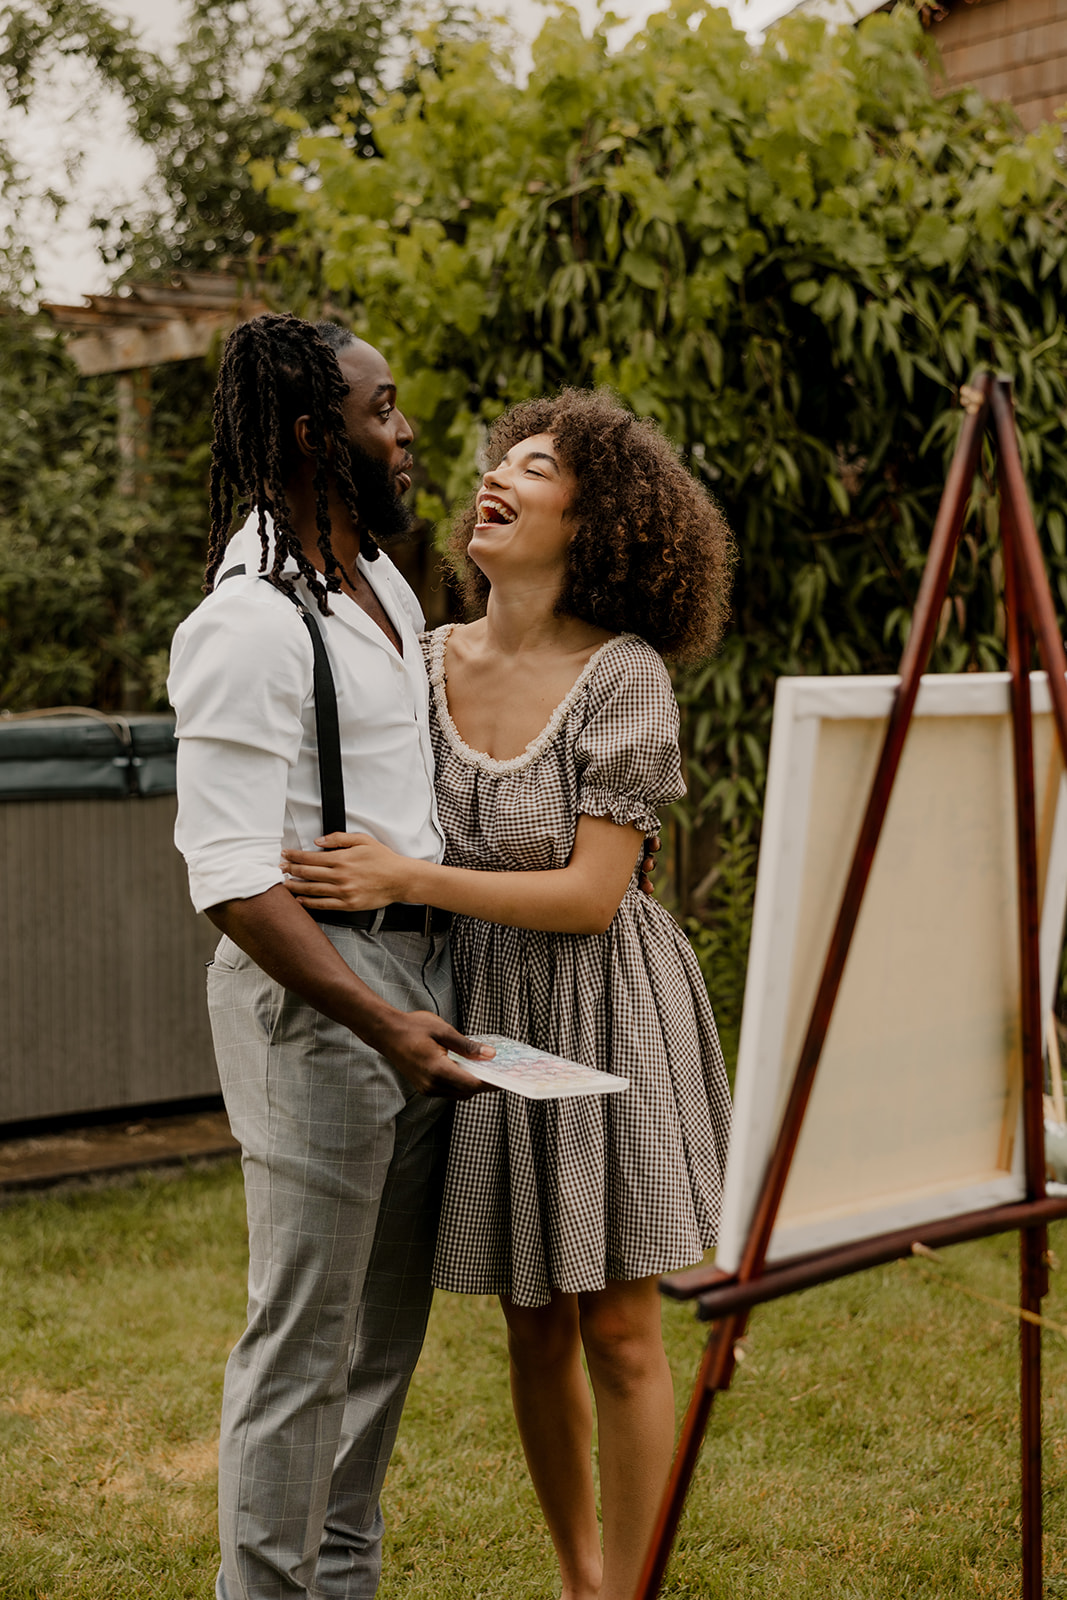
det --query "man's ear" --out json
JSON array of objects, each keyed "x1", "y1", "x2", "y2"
[
  {"x1": 294, "y1": 415, "x2": 316, "y2": 460},
  {"x1": 295, "y1": 415, "x2": 335, "y2": 463}
]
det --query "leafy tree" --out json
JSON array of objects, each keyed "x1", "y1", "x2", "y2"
[
  {"x1": 258, "y1": 0, "x2": 1067, "y2": 1044},
  {"x1": 0, "y1": 0, "x2": 403, "y2": 274},
  {"x1": 0, "y1": 0, "x2": 494, "y2": 276},
  {"x1": 0, "y1": 0, "x2": 413, "y2": 708},
  {"x1": 0, "y1": 311, "x2": 209, "y2": 707},
  {"x1": 5, "y1": 0, "x2": 1067, "y2": 1049},
  {"x1": 0, "y1": 0, "x2": 492, "y2": 711},
  {"x1": 262, "y1": 3, "x2": 1067, "y2": 824}
]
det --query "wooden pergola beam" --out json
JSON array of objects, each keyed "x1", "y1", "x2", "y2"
[
  {"x1": 61, "y1": 313, "x2": 233, "y2": 376},
  {"x1": 41, "y1": 274, "x2": 268, "y2": 376}
]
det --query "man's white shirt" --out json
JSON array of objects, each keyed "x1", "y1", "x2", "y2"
[{"x1": 168, "y1": 512, "x2": 444, "y2": 914}]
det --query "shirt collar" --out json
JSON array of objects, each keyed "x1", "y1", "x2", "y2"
[{"x1": 225, "y1": 512, "x2": 412, "y2": 652}]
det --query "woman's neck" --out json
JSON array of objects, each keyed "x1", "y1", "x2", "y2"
[{"x1": 481, "y1": 578, "x2": 607, "y2": 657}]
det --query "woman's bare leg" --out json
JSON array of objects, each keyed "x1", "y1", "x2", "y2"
[
  {"x1": 500, "y1": 1292, "x2": 603, "y2": 1600},
  {"x1": 578, "y1": 1277, "x2": 675, "y2": 1600}
]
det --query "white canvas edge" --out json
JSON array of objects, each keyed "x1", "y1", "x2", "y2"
[
  {"x1": 714, "y1": 671, "x2": 1067, "y2": 1278},
  {"x1": 1041, "y1": 772, "x2": 1067, "y2": 1018},
  {"x1": 784, "y1": 670, "x2": 1061, "y2": 722},
  {"x1": 715, "y1": 679, "x2": 819, "y2": 1274}
]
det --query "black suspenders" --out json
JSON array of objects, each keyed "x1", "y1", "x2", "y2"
[
  {"x1": 213, "y1": 566, "x2": 449, "y2": 938},
  {"x1": 217, "y1": 565, "x2": 346, "y2": 837}
]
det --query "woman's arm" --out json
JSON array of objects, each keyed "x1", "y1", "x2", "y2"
[{"x1": 282, "y1": 813, "x2": 643, "y2": 936}]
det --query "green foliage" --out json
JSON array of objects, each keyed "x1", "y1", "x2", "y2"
[
  {"x1": 0, "y1": 2, "x2": 497, "y2": 711},
  {"x1": 262, "y1": 0, "x2": 1067, "y2": 917},
  {"x1": 0, "y1": 141, "x2": 50, "y2": 305},
  {"x1": 0, "y1": 0, "x2": 496, "y2": 277},
  {"x1": 0, "y1": 0, "x2": 402, "y2": 274},
  {"x1": 685, "y1": 834, "x2": 757, "y2": 1079},
  {"x1": 0, "y1": 312, "x2": 209, "y2": 709}
]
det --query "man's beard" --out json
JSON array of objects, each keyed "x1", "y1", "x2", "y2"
[{"x1": 344, "y1": 439, "x2": 415, "y2": 544}]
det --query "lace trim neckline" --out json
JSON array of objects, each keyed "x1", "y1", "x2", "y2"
[{"x1": 428, "y1": 625, "x2": 632, "y2": 775}]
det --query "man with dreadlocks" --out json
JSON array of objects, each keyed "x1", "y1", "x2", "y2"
[{"x1": 168, "y1": 312, "x2": 491, "y2": 1600}]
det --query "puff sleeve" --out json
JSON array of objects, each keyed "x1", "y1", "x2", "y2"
[{"x1": 575, "y1": 636, "x2": 685, "y2": 836}]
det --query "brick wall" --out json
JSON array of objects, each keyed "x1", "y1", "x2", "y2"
[{"x1": 929, "y1": 0, "x2": 1067, "y2": 130}]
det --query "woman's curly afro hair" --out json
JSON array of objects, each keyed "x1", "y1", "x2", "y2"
[{"x1": 448, "y1": 388, "x2": 734, "y2": 662}]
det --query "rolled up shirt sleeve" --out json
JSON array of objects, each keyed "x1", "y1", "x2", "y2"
[{"x1": 168, "y1": 583, "x2": 312, "y2": 914}]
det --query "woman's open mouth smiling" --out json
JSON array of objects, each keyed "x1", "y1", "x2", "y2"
[{"x1": 476, "y1": 495, "x2": 518, "y2": 528}]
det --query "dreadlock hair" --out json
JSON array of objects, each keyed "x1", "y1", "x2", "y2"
[{"x1": 204, "y1": 312, "x2": 379, "y2": 615}]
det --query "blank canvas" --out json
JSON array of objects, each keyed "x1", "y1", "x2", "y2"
[{"x1": 716, "y1": 673, "x2": 1067, "y2": 1273}]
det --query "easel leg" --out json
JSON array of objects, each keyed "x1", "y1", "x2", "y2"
[
  {"x1": 633, "y1": 1314, "x2": 743, "y2": 1600},
  {"x1": 1002, "y1": 425, "x2": 1049, "y2": 1600},
  {"x1": 1020, "y1": 1224, "x2": 1046, "y2": 1600}
]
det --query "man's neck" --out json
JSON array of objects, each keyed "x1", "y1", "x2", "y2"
[
  {"x1": 284, "y1": 475, "x2": 365, "y2": 584},
  {"x1": 280, "y1": 475, "x2": 401, "y2": 654}
]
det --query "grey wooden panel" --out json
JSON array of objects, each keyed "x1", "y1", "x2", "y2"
[{"x1": 0, "y1": 797, "x2": 220, "y2": 1122}]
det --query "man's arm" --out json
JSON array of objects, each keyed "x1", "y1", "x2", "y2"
[
  {"x1": 208, "y1": 886, "x2": 491, "y2": 1098},
  {"x1": 169, "y1": 585, "x2": 489, "y2": 1098}
]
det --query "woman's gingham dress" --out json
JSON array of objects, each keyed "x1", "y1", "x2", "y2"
[{"x1": 425, "y1": 626, "x2": 732, "y2": 1308}]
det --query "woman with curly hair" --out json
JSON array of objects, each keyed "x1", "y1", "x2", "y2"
[{"x1": 283, "y1": 388, "x2": 734, "y2": 1600}]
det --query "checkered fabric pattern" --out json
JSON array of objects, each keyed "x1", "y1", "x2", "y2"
[
  {"x1": 423, "y1": 628, "x2": 733, "y2": 1310},
  {"x1": 208, "y1": 925, "x2": 453, "y2": 1600}
]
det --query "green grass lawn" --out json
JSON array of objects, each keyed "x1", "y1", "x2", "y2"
[{"x1": 2, "y1": 1163, "x2": 1067, "y2": 1599}]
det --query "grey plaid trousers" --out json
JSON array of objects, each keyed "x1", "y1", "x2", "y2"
[{"x1": 207, "y1": 925, "x2": 454, "y2": 1600}]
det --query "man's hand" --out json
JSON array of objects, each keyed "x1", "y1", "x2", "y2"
[
  {"x1": 208, "y1": 885, "x2": 494, "y2": 1099},
  {"x1": 639, "y1": 833, "x2": 662, "y2": 897},
  {"x1": 369, "y1": 1010, "x2": 494, "y2": 1099}
]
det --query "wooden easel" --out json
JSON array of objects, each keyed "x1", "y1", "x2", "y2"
[{"x1": 636, "y1": 375, "x2": 1067, "y2": 1600}]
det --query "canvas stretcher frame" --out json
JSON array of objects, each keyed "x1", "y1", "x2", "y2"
[
  {"x1": 715, "y1": 669, "x2": 1067, "y2": 1270},
  {"x1": 634, "y1": 376, "x2": 1067, "y2": 1600}
]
